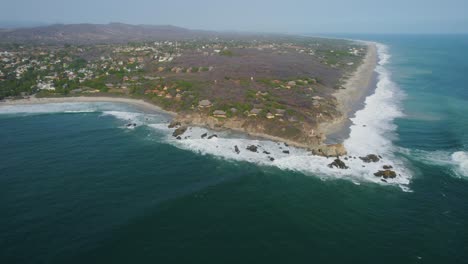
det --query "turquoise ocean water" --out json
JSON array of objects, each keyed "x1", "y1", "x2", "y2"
[{"x1": 1, "y1": 35, "x2": 468, "y2": 263}]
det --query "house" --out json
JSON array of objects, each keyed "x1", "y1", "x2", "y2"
[
  {"x1": 266, "y1": 112, "x2": 275, "y2": 119},
  {"x1": 175, "y1": 93, "x2": 182, "y2": 100},
  {"x1": 213, "y1": 110, "x2": 227, "y2": 118},
  {"x1": 37, "y1": 82, "x2": 55, "y2": 91},
  {"x1": 198, "y1": 100, "x2": 212, "y2": 108}
]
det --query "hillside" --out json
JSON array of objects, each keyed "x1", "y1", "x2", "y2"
[{"x1": 0, "y1": 23, "x2": 212, "y2": 44}]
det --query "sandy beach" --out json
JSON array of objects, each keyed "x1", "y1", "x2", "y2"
[
  {"x1": 319, "y1": 42, "x2": 378, "y2": 143},
  {"x1": 0, "y1": 96, "x2": 177, "y2": 116}
]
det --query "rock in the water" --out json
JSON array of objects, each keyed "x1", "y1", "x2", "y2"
[
  {"x1": 201, "y1": 133, "x2": 208, "y2": 138},
  {"x1": 176, "y1": 136, "x2": 182, "y2": 140},
  {"x1": 374, "y1": 170, "x2": 397, "y2": 179},
  {"x1": 208, "y1": 134, "x2": 218, "y2": 139},
  {"x1": 246, "y1": 145, "x2": 258, "y2": 152},
  {"x1": 263, "y1": 151, "x2": 271, "y2": 155},
  {"x1": 383, "y1": 165, "x2": 393, "y2": 170},
  {"x1": 269, "y1": 157, "x2": 275, "y2": 161},
  {"x1": 359, "y1": 154, "x2": 380, "y2": 163},
  {"x1": 283, "y1": 150, "x2": 290, "y2": 154},
  {"x1": 328, "y1": 158, "x2": 348, "y2": 169},
  {"x1": 172, "y1": 126, "x2": 188, "y2": 137},
  {"x1": 168, "y1": 120, "x2": 181, "y2": 128},
  {"x1": 234, "y1": 145, "x2": 240, "y2": 154}
]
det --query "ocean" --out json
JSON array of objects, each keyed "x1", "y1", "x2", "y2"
[{"x1": 1, "y1": 35, "x2": 467, "y2": 263}]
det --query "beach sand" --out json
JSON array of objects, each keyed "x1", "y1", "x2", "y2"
[{"x1": 320, "y1": 42, "x2": 378, "y2": 143}]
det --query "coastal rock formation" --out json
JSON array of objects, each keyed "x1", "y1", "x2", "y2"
[
  {"x1": 246, "y1": 145, "x2": 258, "y2": 152},
  {"x1": 383, "y1": 165, "x2": 393, "y2": 169},
  {"x1": 172, "y1": 126, "x2": 188, "y2": 137},
  {"x1": 201, "y1": 133, "x2": 208, "y2": 138},
  {"x1": 374, "y1": 170, "x2": 396, "y2": 179},
  {"x1": 207, "y1": 134, "x2": 218, "y2": 139},
  {"x1": 312, "y1": 143, "x2": 347, "y2": 157},
  {"x1": 328, "y1": 158, "x2": 348, "y2": 169},
  {"x1": 173, "y1": 114, "x2": 325, "y2": 151},
  {"x1": 360, "y1": 154, "x2": 380, "y2": 163},
  {"x1": 234, "y1": 145, "x2": 240, "y2": 154},
  {"x1": 168, "y1": 120, "x2": 181, "y2": 128}
]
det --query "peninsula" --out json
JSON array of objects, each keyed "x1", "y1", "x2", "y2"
[{"x1": 0, "y1": 23, "x2": 376, "y2": 156}]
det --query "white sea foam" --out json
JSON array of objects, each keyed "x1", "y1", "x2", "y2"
[
  {"x1": 131, "y1": 43, "x2": 412, "y2": 190},
  {"x1": 452, "y1": 151, "x2": 468, "y2": 177},
  {"x1": 403, "y1": 149, "x2": 468, "y2": 178},
  {"x1": 101, "y1": 111, "x2": 143, "y2": 122},
  {"x1": 0, "y1": 102, "x2": 135, "y2": 115},
  {"x1": 0, "y1": 102, "x2": 102, "y2": 114}
]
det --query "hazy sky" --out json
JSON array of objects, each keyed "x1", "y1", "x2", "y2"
[{"x1": 2, "y1": 0, "x2": 467, "y2": 33}]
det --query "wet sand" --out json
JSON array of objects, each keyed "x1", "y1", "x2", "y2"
[{"x1": 320, "y1": 42, "x2": 378, "y2": 143}]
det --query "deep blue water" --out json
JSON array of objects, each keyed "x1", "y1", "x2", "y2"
[{"x1": 1, "y1": 35, "x2": 468, "y2": 263}]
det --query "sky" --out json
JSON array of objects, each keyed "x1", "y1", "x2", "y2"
[{"x1": 1, "y1": 0, "x2": 467, "y2": 33}]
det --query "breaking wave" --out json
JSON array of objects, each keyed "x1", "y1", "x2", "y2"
[
  {"x1": 406, "y1": 149, "x2": 468, "y2": 178},
  {"x1": 0, "y1": 102, "x2": 126, "y2": 115}
]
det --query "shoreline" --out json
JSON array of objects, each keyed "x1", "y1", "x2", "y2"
[
  {"x1": 0, "y1": 96, "x2": 177, "y2": 116},
  {"x1": 320, "y1": 42, "x2": 378, "y2": 143},
  {"x1": 1, "y1": 42, "x2": 378, "y2": 152}
]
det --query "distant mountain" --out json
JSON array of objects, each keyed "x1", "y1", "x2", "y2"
[
  {"x1": 0, "y1": 23, "x2": 214, "y2": 44},
  {"x1": 0, "y1": 20, "x2": 50, "y2": 29}
]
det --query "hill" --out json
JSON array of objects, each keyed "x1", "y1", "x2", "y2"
[{"x1": 0, "y1": 23, "x2": 212, "y2": 44}]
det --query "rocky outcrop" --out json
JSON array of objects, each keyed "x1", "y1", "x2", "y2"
[
  {"x1": 328, "y1": 158, "x2": 348, "y2": 169},
  {"x1": 234, "y1": 145, "x2": 240, "y2": 154},
  {"x1": 172, "y1": 126, "x2": 188, "y2": 137},
  {"x1": 168, "y1": 120, "x2": 181, "y2": 128},
  {"x1": 246, "y1": 145, "x2": 258, "y2": 152},
  {"x1": 201, "y1": 133, "x2": 208, "y2": 138},
  {"x1": 383, "y1": 165, "x2": 393, "y2": 170},
  {"x1": 374, "y1": 170, "x2": 396, "y2": 179},
  {"x1": 312, "y1": 143, "x2": 347, "y2": 157},
  {"x1": 207, "y1": 134, "x2": 218, "y2": 139},
  {"x1": 360, "y1": 154, "x2": 380, "y2": 163}
]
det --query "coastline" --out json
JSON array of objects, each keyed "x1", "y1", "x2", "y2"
[
  {"x1": 0, "y1": 96, "x2": 177, "y2": 116},
  {"x1": 319, "y1": 42, "x2": 378, "y2": 143},
  {"x1": 1, "y1": 42, "x2": 378, "y2": 154}
]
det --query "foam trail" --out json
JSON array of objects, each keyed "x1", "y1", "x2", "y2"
[
  {"x1": 0, "y1": 102, "x2": 129, "y2": 115},
  {"x1": 452, "y1": 151, "x2": 468, "y2": 177}
]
